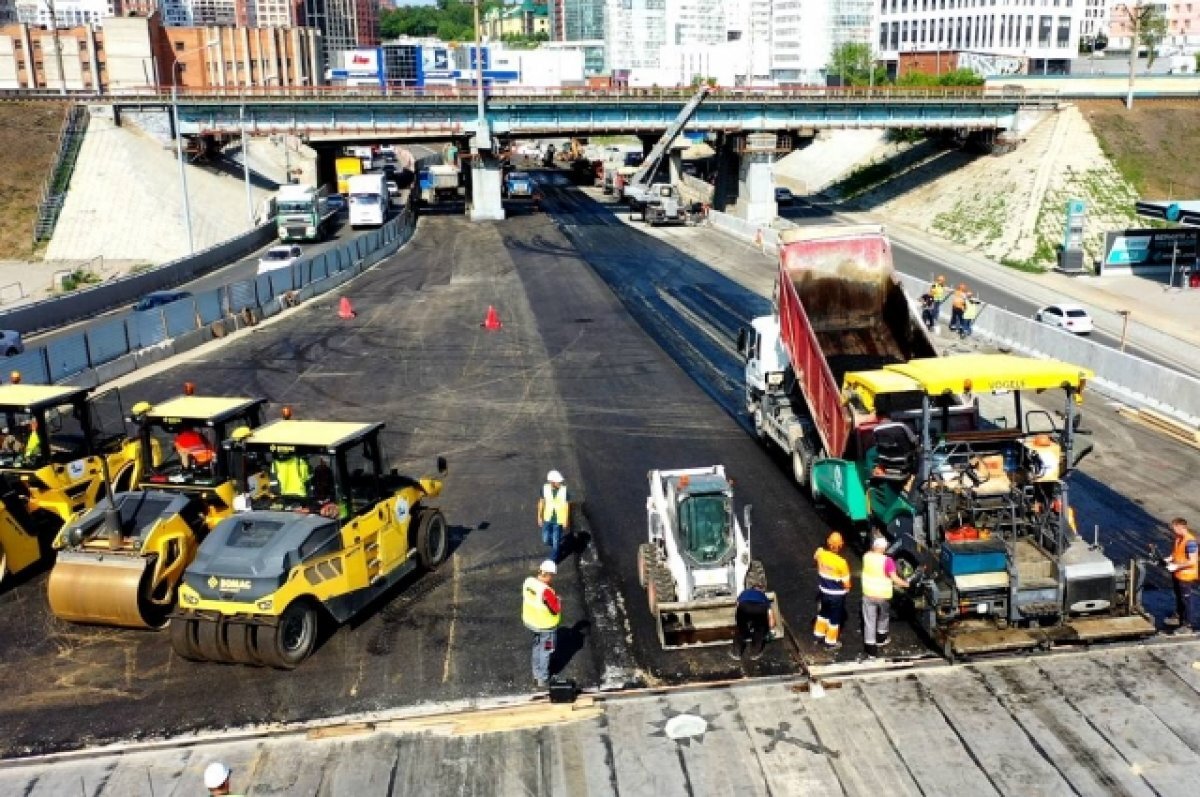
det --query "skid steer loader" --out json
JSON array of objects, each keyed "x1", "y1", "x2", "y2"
[
  {"x1": 0, "y1": 381, "x2": 140, "y2": 586},
  {"x1": 48, "y1": 389, "x2": 267, "y2": 629},
  {"x1": 638, "y1": 465, "x2": 778, "y2": 649}
]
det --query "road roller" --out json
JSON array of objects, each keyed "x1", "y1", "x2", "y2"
[
  {"x1": 0, "y1": 381, "x2": 141, "y2": 586},
  {"x1": 47, "y1": 391, "x2": 267, "y2": 628},
  {"x1": 171, "y1": 418, "x2": 449, "y2": 668}
]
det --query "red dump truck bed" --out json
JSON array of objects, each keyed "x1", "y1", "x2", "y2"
[{"x1": 775, "y1": 224, "x2": 938, "y2": 458}]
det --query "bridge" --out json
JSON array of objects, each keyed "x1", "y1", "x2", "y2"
[{"x1": 98, "y1": 85, "x2": 1057, "y2": 140}]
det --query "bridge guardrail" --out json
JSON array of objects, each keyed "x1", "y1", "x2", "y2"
[{"x1": 12, "y1": 203, "x2": 417, "y2": 390}]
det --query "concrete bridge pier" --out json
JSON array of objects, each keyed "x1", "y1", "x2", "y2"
[
  {"x1": 714, "y1": 132, "x2": 780, "y2": 224},
  {"x1": 469, "y1": 157, "x2": 506, "y2": 221}
]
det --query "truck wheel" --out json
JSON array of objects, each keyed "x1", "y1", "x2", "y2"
[
  {"x1": 752, "y1": 406, "x2": 767, "y2": 440},
  {"x1": 169, "y1": 618, "x2": 204, "y2": 661},
  {"x1": 258, "y1": 601, "x2": 318, "y2": 670},
  {"x1": 415, "y1": 509, "x2": 449, "y2": 570},
  {"x1": 792, "y1": 444, "x2": 811, "y2": 489},
  {"x1": 637, "y1": 543, "x2": 656, "y2": 589}
]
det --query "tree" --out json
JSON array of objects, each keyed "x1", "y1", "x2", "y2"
[
  {"x1": 1138, "y1": 5, "x2": 1168, "y2": 68},
  {"x1": 828, "y1": 42, "x2": 880, "y2": 86},
  {"x1": 1115, "y1": 2, "x2": 1167, "y2": 107}
]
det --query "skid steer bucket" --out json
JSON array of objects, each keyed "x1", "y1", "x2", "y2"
[
  {"x1": 656, "y1": 591, "x2": 782, "y2": 649},
  {"x1": 47, "y1": 551, "x2": 166, "y2": 629}
]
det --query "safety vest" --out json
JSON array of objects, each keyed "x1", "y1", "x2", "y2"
[
  {"x1": 861, "y1": 551, "x2": 894, "y2": 600},
  {"x1": 541, "y1": 484, "x2": 569, "y2": 526},
  {"x1": 930, "y1": 284, "x2": 946, "y2": 302},
  {"x1": 815, "y1": 547, "x2": 851, "y2": 595},
  {"x1": 273, "y1": 457, "x2": 310, "y2": 497},
  {"x1": 522, "y1": 576, "x2": 561, "y2": 631},
  {"x1": 1173, "y1": 530, "x2": 1199, "y2": 582},
  {"x1": 963, "y1": 299, "x2": 982, "y2": 321},
  {"x1": 24, "y1": 428, "x2": 41, "y2": 460},
  {"x1": 951, "y1": 290, "x2": 967, "y2": 310}
]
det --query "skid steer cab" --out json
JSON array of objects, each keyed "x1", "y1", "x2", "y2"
[
  {"x1": 48, "y1": 388, "x2": 267, "y2": 629},
  {"x1": 171, "y1": 418, "x2": 449, "y2": 668},
  {"x1": 639, "y1": 465, "x2": 779, "y2": 649},
  {"x1": 0, "y1": 380, "x2": 139, "y2": 586}
]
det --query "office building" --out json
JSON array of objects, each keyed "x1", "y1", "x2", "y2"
[{"x1": 550, "y1": 0, "x2": 604, "y2": 41}]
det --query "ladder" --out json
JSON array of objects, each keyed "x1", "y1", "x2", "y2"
[{"x1": 629, "y1": 85, "x2": 710, "y2": 191}]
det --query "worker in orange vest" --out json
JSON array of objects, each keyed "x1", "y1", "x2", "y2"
[
  {"x1": 813, "y1": 532, "x2": 851, "y2": 650},
  {"x1": 949, "y1": 284, "x2": 969, "y2": 332},
  {"x1": 1166, "y1": 517, "x2": 1199, "y2": 631}
]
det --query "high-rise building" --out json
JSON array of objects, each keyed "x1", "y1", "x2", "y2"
[
  {"x1": 15, "y1": 0, "x2": 115, "y2": 27},
  {"x1": 305, "y1": 0, "x2": 376, "y2": 60},
  {"x1": 604, "y1": 0, "x2": 667, "y2": 70},
  {"x1": 550, "y1": 0, "x2": 604, "y2": 41}
]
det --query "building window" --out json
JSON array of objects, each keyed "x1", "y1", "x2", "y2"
[{"x1": 175, "y1": 41, "x2": 184, "y2": 51}]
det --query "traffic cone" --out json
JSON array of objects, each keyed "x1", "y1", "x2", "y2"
[
  {"x1": 338, "y1": 297, "x2": 356, "y2": 319},
  {"x1": 482, "y1": 305, "x2": 502, "y2": 330}
]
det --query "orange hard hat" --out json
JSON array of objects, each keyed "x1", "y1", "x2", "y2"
[
  {"x1": 1034, "y1": 434, "x2": 1052, "y2": 446},
  {"x1": 826, "y1": 532, "x2": 844, "y2": 550}
]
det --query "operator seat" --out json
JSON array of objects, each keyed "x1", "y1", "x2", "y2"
[{"x1": 872, "y1": 422, "x2": 918, "y2": 480}]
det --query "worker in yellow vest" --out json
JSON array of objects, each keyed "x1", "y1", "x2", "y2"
[
  {"x1": 813, "y1": 532, "x2": 851, "y2": 650},
  {"x1": 1166, "y1": 517, "x2": 1199, "y2": 631},
  {"x1": 861, "y1": 536, "x2": 911, "y2": 659},
  {"x1": 929, "y1": 275, "x2": 947, "y2": 305},
  {"x1": 537, "y1": 469, "x2": 570, "y2": 563},
  {"x1": 522, "y1": 559, "x2": 562, "y2": 688}
]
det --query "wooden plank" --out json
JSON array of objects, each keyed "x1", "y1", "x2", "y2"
[
  {"x1": 1037, "y1": 654, "x2": 1200, "y2": 797},
  {"x1": 856, "y1": 672, "x2": 1001, "y2": 796},
  {"x1": 242, "y1": 737, "x2": 331, "y2": 794},
  {"x1": 922, "y1": 667, "x2": 1074, "y2": 796},
  {"x1": 1144, "y1": 642, "x2": 1200, "y2": 696},
  {"x1": 603, "y1": 693, "x2": 725, "y2": 797},
  {"x1": 984, "y1": 662, "x2": 1157, "y2": 797},
  {"x1": 802, "y1": 680, "x2": 924, "y2": 796}
]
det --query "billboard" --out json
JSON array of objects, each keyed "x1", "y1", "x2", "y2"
[
  {"x1": 1100, "y1": 227, "x2": 1200, "y2": 274},
  {"x1": 344, "y1": 48, "x2": 382, "y2": 78}
]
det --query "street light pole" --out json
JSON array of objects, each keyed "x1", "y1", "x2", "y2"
[
  {"x1": 240, "y1": 103, "x2": 255, "y2": 227},
  {"x1": 172, "y1": 81, "x2": 195, "y2": 254},
  {"x1": 474, "y1": 0, "x2": 486, "y2": 144}
]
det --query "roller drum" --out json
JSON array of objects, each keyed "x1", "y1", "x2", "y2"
[{"x1": 47, "y1": 551, "x2": 167, "y2": 629}]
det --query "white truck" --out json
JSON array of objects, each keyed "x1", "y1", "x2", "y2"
[
  {"x1": 347, "y1": 173, "x2": 389, "y2": 228},
  {"x1": 419, "y1": 165, "x2": 460, "y2": 205},
  {"x1": 275, "y1": 184, "x2": 337, "y2": 243}
]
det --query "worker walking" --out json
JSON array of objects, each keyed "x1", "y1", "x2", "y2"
[
  {"x1": 813, "y1": 532, "x2": 851, "y2": 650},
  {"x1": 961, "y1": 294, "x2": 983, "y2": 338},
  {"x1": 929, "y1": 275, "x2": 947, "y2": 306},
  {"x1": 949, "y1": 284, "x2": 969, "y2": 332},
  {"x1": 861, "y1": 536, "x2": 910, "y2": 659},
  {"x1": 537, "y1": 469, "x2": 570, "y2": 563},
  {"x1": 1165, "y1": 517, "x2": 1199, "y2": 631},
  {"x1": 522, "y1": 559, "x2": 562, "y2": 688},
  {"x1": 730, "y1": 575, "x2": 776, "y2": 660}
]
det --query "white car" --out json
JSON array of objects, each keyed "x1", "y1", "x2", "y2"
[
  {"x1": 1035, "y1": 303, "x2": 1093, "y2": 335},
  {"x1": 257, "y1": 245, "x2": 303, "y2": 276},
  {"x1": 0, "y1": 329, "x2": 24, "y2": 357}
]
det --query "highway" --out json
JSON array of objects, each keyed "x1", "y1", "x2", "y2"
[
  {"x1": 782, "y1": 201, "x2": 1200, "y2": 379},
  {"x1": 0, "y1": 168, "x2": 1197, "y2": 759}
]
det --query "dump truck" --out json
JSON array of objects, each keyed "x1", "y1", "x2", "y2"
[
  {"x1": 335, "y1": 156, "x2": 363, "y2": 196},
  {"x1": 738, "y1": 224, "x2": 937, "y2": 505},
  {"x1": 47, "y1": 391, "x2": 266, "y2": 629},
  {"x1": 639, "y1": 466, "x2": 778, "y2": 649},
  {"x1": 419, "y1": 164, "x2": 460, "y2": 205},
  {"x1": 170, "y1": 419, "x2": 448, "y2": 668},
  {"x1": 0, "y1": 383, "x2": 141, "y2": 585}
]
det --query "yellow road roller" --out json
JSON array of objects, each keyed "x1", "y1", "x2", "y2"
[
  {"x1": 48, "y1": 391, "x2": 267, "y2": 628},
  {"x1": 171, "y1": 418, "x2": 449, "y2": 668},
  {"x1": 0, "y1": 382, "x2": 141, "y2": 585}
]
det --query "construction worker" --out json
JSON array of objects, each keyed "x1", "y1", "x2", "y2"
[
  {"x1": 960, "y1": 293, "x2": 983, "y2": 338},
  {"x1": 537, "y1": 469, "x2": 570, "y2": 563},
  {"x1": 173, "y1": 427, "x2": 215, "y2": 470},
  {"x1": 861, "y1": 536, "x2": 910, "y2": 659},
  {"x1": 271, "y1": 453, "x2": 311, "y2": 499},
  {"x1": 204, "y1": 762, "x2": 244, "y2": 796},
  {"x1": 730, "y1": 574, "x2": 776, "y2": 661},
  {"x1": 522, "y1": 559, "x2": 562, "y2": 688},
  {"x1": 813, "y1": 532, "x2": 851, "y2": 650},
  {"x1": 1165, "y1": 517, "x2": 1199, "y2": 631},
  {"x1": 23, "y1": 417, "x2": 42, "y2": 462},
  {"x1": 919, "y1": 292, "x2": 938, "y2": 332},
  {"x1": 949, "y1": 283, "x2": 969, "y2": 332},
  {"x1": 929, "y1": 275, "x2": 947, "y2": 306}
]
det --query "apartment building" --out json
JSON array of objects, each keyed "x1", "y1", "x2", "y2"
[{"x1": 1109, "y1": 1, "x2": 1200, "y2": 51}]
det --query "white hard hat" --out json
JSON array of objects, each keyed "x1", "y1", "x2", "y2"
[
  {"x1": 204, "y1": 762, "x2": 231, "y2": 789},
  {"x1": 546, "y1": 470, "x2": 564, "y2": 483},
  {"x1": 539, "y1": 559, "x2": 557, "y2": 575},
  {"x1": 872, "y1": 536, "x2": 888, "y2": 551}
]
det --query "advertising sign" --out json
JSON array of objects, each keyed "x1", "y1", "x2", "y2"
[
  {"x1": 1101, "y1": 228, "x2": 1200, "y2": 274},
  {"x1": 345, "y1": 48, "x2": 381, "y2": 77},
  {"x1": 421, "y1": 45, "x2": 452, "y2": 78}
]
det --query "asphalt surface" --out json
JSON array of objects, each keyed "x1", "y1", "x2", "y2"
[
  {"x1": 2, "y1": 170, "x2": 1197, "y2": 758},
  {"x1": 782, "y1": 201, "x2": 1199, "y2": 377}
]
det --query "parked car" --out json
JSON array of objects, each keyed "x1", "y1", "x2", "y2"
[
  {"x1": 134, "y1": 290, "x2": 192, "y2": 312},
  {"x1": 257, "y1": 244, "x2": 303, "y2": 276},
  {"x1": 775, "y1": 187, "x2": 795, "y2": 205},
  {"x1": 1035, "y1": 303, "x2": 1093, "y2": 335},
  {"x1": 0, "y1": 329, "x2": 24, "y2": 356}
]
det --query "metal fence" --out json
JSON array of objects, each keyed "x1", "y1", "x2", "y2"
[{"x1": 15, "y1": 207, "x2": 417, "y2": 389}]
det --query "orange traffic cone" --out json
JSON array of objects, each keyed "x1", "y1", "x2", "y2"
[
  {"x1": 338, "y1": 297, "x2": 356, "y2": 319},
  {"x1": 482, "y1": 305, "x2": 502, "y2": 330}
]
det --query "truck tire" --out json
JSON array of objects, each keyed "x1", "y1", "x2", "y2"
[
  {"x1": 791, "y1": 439, "x2": 813, "y2": 489},
  {"x1": 752, "y1": 405, "x2": 767, "y2": 441},
  {"x1": 195, "y1": 618, "x2": 231, "y2": 663},
  {"x1": 415, "y1": 509, "x2": 449, "y2": 570},
  {"x1": 637, "y1": 543, "x2": 656, "y2": 589},
  {"x1": 257, "y1": 601, "x2": 318, "y2": 670}
]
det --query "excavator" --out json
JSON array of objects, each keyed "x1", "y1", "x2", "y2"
[
  {"x1": 0, "y1": 380, "x2": 141, "y2": 586},
  {"x1": 47, "y1": 387, "x2": 266, "y2": 628}
]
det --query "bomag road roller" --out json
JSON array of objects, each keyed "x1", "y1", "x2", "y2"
[
  {"x1": 0, "y1": 381, "x2": 140, "y2": 586},
  {"x1": 170, "y1": 418, "x2": 449, "y2": 668},
  {"x1": 639, "y1": 465, "x2": 779, "y2": 649},
  {"x1": 48, "y1": 389, "x2": 267, "y2": 628}
]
